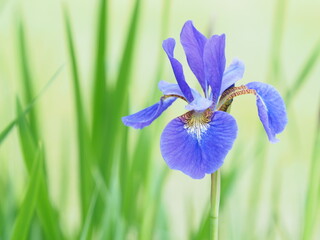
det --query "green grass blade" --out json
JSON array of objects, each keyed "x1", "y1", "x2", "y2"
[
  {"x1": 119, "y1": 99, "x2": 129, "y2": 193},
  {"x1": 0, "y1": 121, "x2": 16, "y2": 146},
  {"x1": 79, "y1": 187, "x2": 99, "y2": 240},
  {"x1": 150, "y1": 0, "x2": 171, "y2": 90},
  {"x1": 10, "y1": 145, "x2": 43, "y2": 240},
  {"x1": 220, "y1": 143, "x2": 247, "y2": 209},
  {"x1": 91, "y1": 0, "x2": 108, "y2": 161},
  {"x1": 0, "y1": 65, "x2": 63, "y2": 147},
  {"x1": 36, "y1": 181, "x2": 63, "y2": 240},
  {"x1": 93, "y1": 169, "x2": 126, "y2": 240},
  {"x1": 105, "y1": 0, "x2": 142, "y2": 185},
  {"x1": 18, "y1": 21, "x2": 39, "y2": 138},
  {"x1": 16, "y1": 99, "x2": 37, "y2": 171},
  {"x1": 264, "y1": 165, "x2": 291, "y2": 240},
  {"x1": 16, "y1": 99, "x2": 63, "y2": 240},
  {"x1": 89, "y1": 0, "x2": 109, "y2": 228},
  {"x1": 191, "y1": 212, "x2": 210, "y2": 240},
  {"x1": 301, "y1": 99, "x2": 320, "y2": 239},
  {"x1": 122, "y1": 130, "x2": 152, "y2": 222},
  {"x1": 0, "y1": 178, "x2": 17, "y2": 239},
  {"x1": 64, "y1": 8, "x2": 92, "y2": 224},
  {"x1": 243, "y1": 129, "x2": 270, "y2": 239},
  {"x1": 268, "y1": 0, "x2": 287, "y2": 84},
  {"x1": 113, "y1": 0, "x2": 141, "y2": 112},
  {"x1": 139, "y1": 168, "x2": 169, "y2": 240},
  {"x1": 119, "y1": 0, "x2": 167, "y2": 234},
  {"x1": 285, "y1": 40, "x2": 320, "y2": 106}
]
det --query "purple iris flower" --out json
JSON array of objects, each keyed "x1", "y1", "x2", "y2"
[{"x1": 122, "y1": 21, "x2": 287, "y2": 179}]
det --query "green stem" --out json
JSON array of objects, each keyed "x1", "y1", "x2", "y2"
[{"x1": 210, "y1": 169, "x2": 221, "y2": 240}]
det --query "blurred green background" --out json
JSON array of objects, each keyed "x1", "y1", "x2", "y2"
[{"x1": 0, "y1": 0, "x2": 319, "y2": 239}]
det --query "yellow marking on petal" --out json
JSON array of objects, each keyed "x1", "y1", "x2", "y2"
[
  {"x1": 179, "y1": 109, "x2": 213, "y2": 139},
  {"x1": 162, "y1": 94, "x2": 188, "y2": 102}
]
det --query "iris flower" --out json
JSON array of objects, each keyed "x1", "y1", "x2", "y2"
[{"x1": 122, "y1": 21, "x2": 287, "y2": 179}]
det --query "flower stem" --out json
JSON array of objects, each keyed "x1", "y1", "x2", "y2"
[{"x1": 210, "y1": 169, "x2": 221, "y2": 240}]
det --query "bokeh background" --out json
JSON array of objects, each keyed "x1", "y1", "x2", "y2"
[{"x1": 0, "y1": 0, "x2": 319, "y2": 239}]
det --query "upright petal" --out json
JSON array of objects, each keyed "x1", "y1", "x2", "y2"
[
  {"x1": 160, "y1": 111, "x2": 237, "y2": 179},
  {"x1": 220, "y1": 59, "x2": 245, "y2": 95},
  {"x1": 122, "y1": 97, "x2": 176, "y2": 129},
  {"x1": 246, "y1": 82, "x2": 287, "y2": 142},
  {"x1": 180, "y1": 20, "x2": 207, "y2": 93},
  {"x1": 162, "y1": 38, "x2": 194, "y2": 102},
  {"x1": 204, "y1": 34, "x2": 226, "y2": 105}
]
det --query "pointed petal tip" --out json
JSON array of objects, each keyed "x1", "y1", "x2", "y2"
[
  {"x1": 162, "y1": 38, "x2": 176, "y2": 57},
  {"x1": 183, "y1": 20, "x2": 193, "y2": 26},
  {"x1": 180, "y1": 20, "x2": 207, "y2": 93},
  {"x1": 208, "y1": 33, "x2": 226, "y2": 42},
  {"x1": 181, "y1": 20, "x2": 196, "y2": 34},
  {"x1": 162, "y1": 39, "x2": 194, "y2": 102},
  {"x1": 230, "y1": 58, "x2": 245, "y2": 69},
  {"x1": 163, "y1": 37, "x2": 175, "y2": 42}
]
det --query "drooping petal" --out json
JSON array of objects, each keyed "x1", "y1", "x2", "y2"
[
  {"x1": 158, "y1": 80, "x2": 202, "y2": 100},
  {"x1": 204, "y1": 34, "x2": 226, "y2": 105},
  {"x1": 246, "y1": 82, "x2": 288, "y2": 143},
  {"x1": 220, "y1": 59, "x2": 245, "y2": 95},
  {"x1": 160, "y1": 111, "x2": 238, "y2": 179},
  {"x1": 185, "y1": 95, "x2": 213, "y2": 111},
  {"x1": 180, "y1": 20, "x2": 207, "y2": 93},
  {"x1": 122, "y1": 97, "x2": 176, "y2": 129},
  {"x1": 162, "y1": 38, "x2": 194, "y2": 102}
]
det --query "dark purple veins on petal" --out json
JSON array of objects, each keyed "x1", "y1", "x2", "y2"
[
  {"x1": 122, "y1": 97, "x2": 176, "y2": 129},
  {"x1": 204, "y1": 34, "x2": 226, "y2": 106},
  {"x1": 160, "y1": 111, "x2": 238, "y2": 179},
  {"x1": 246, "y1": 82, "x2": 288, "y2": 143},
  {"x1": 162, "y1": 38, "x2": 194, "y2": 102},
  {"x1": 180, "y1": 20, "x2": 207, "y2": 93}
]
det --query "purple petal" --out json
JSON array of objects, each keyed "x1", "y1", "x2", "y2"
[
  {"x1": 158, "y1": 80, "x2": 184, "y2": 96},
  {"x1": 220, "y1": 59, "x2": 245, "y2": 95},
  {"x1": 122, "y1": 97, "x2": 176, "y2": 129},
  {"x1": 162, "y1": 38, "x2": 194, "y2": 102},
  {"x1": 160, "y1": 111, "x2": 237, "y2": 179},
  {"x1": 158, "y1": 80, "x2": 202, "y2": 99},
  {"x1": 185, "y1": 95, "x2": 213, "y2": 111},
  {"x1": 204, "y1": 34, "x2": 226, "y2": 105},
  {"x1": 180, "y1": 20, "x2": 207, "y2": 93},
  {"x1": 246, "y1": 82, "x2": 288, "y2": 143},
  {"x1": 158, "y1": 81, "x2": 210, "y2": 111}
]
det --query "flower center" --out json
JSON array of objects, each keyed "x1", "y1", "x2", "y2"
[{"x1": 179, "y1": 109, "x2": 213, "y2": 140}]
